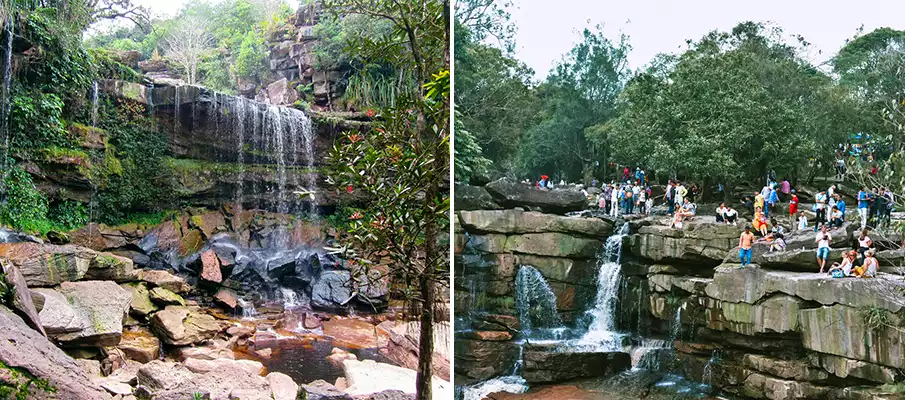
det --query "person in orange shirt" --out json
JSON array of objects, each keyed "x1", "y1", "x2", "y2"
[
  {"x1": 752, "y1": 206, "x2": 768, "y2": 237},
  {"x1": 739, "y1": 226, "x2": 756, "y2": 267}
]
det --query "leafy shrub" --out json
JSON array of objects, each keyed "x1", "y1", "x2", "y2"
[
  {"x1": 90, "y1": 49, "x2": 143, "y2": 83},
  {"x1": 233, "y1": 30, "x2": 268, "y2": 79},
  {"x1": 0, "y1": 168, "x2": 50, "y2": 234},
  {"x1": 47, "y1": 199, "x2": 88, "y2": 230},
  {"x1": 8, "y1": 90, "x2": 72, "y2": 153}
]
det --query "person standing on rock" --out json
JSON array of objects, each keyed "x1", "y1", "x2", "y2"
[
  {"x1": 816, "y1": 225, "x2": 832, "y2": 273},
  {"x1": 675, "y1": 182, "x2": 687, "y2": 210},
  {"x1": 789, "y1": 190, "x2": 799, "y2": 229},
  {"x1": 858, "y1": 187, "x2": 870, "y2": 229},
  {"x1": 666, "y1": 180, "x2": 675, "y2": 214},
  {"x1": 856, "y1": 229, "x2": 872, "y2": 265},
  {"x1": 835, "y1": 194, "x2": 846, "y2": 223},
  {"x1": 739, "y1": 226, "x2": 755, "y2": 267},
  {"x1": 610, "y1": 184, "x2": 620, "y2": 217},
  {"x1": 815, "y1": 191, "x2": 827, "y2": 230},
  {"x1": 754, "y1": 191, "x2": 765, "y2": 218},
  {"x1": 779, "y1": 178, "x2": 791, "y2": 202}
]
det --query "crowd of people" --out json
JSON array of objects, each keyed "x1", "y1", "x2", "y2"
[{"x1": 530, "y1": 165, "x2": 895, "y2": 280}]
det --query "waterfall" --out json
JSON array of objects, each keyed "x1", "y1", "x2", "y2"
[
  {"x1": 90, "y1": 81, "x2": 99, "y2": 127},
  {"x1": 234, "y1": 96, "x2": 246, "y2": 209},
  {"x1": 0, "y1": 18, "x2": 14, "y2": 200},
  {"x1": 702, "y1": 350, "x2": 720, "y2": 386},
  {"x1": 670, "y1": 302, "x2": 685, "y2": 341},
  {"x1": 174, "y1": 86, "x2": 181, "y2": 133},
  {"x1": 514, "y1": 265, "x2": 562, "y2": 335},
  {"x1": 578, "y1": 222, "x2": 630, "y2": 350}
]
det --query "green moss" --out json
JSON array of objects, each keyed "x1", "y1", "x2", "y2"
[
  {"x1": 40, "y1": 147, "x2": 91, "y2": 163},
  {"x1": 94, "y1": 255, "x2": 119, "y2": 269},
  {"x1": 0, "y1": 360, "x2": 57, "y2": 399}
]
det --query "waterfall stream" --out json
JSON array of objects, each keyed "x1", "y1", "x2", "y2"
[
  {"x1": 514, "y1": 265, "x2": 562, "y2": 336},
  {"x1": 0, "y1": 18, "x2": 14, "y2": 200},
  {"x1": 577, "y1": 222, "x2": 630, "y2": 350}
]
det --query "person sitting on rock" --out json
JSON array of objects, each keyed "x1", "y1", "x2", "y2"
[
  {"x1": 853, "y1": 249, "x2": 879, "y2": 278},
  {"x1": 829, "y1": 206, "x2": 844, "y2": 228},
  {"x1": 672, "y1": 210, "x2": 684, "y2": 230},
  {"x1": 766, "y1": 232, "x2": 786, "y2": 252},
  {"x1": 828, "y1": 250, "x2": 857, "y2": 277},
  {"x1": 716, "y1": 202, "x2": 728, "y2": 223},
  {"x1": 723, "y1": 206, "x2": 738, "y2": 226},
  {"x1": 752, "y1": 206, "x2": 769, "y2": 237},
  {"x1": 679, "y1": 198, "x2": 696, "y2": 219}
]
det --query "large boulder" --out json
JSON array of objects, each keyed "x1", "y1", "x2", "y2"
[
  {"x1": 484, "y1": 178, "x2": 587, "y2": 214},
  {"x1": 199, "y1": 249, "x2": 223, "y2": 283},
  {"x1": 459, "y1": 209, "x2": 613, "y2": 237},
  {"x1": 519, "y1": 345, "x2": 631, "y2": 384},
  {"x1": 378, "y1": 321, "x2": 451, "y2": 381},
  {"x1": 0, "y1": 305, "x2": 113, "y2": 399},
  {"x1": 300, "y1": 379, "x2": 352, "y2": 400},
  {"x1": 267, "y1": 372, "x2": 300, "y2": 400},
  {"x1": 311, "y1": 270, "x2": 353, "y2": 310},
  {"x1": 454, "y1": 184, "x2": 501, "y2": 211},
  {"x1": 626, "y1": 219, "x2": 739, "y2": 266},
  {"x1": 702, "y1": 294, "x2": 804, "y2": 335},
  {"x1": 118, "y1": 327, "x2": 161, "y2": 363},
  {"x1": 453, "y1": 337, "x2": 520, "y2": 384},
  {"x1": 1, "y1": 262, "x2": 45, "y2": 336},
  {"x1": 33, "y1": 288, "x2": 88, "y2": 334},
  {"x1": 150, "y1": 306, "x2": 222, "y2": 345},
  {"x1": 139, "y1": 270, "x2": 191, "y2": 294},
  {"x1": 84, "y1": 253, "x2": 136, "y2": 281},
  {"x1": 799, "y1": 304, "x2": 905, "y2": 369},
  {"x1": 0, "y1": 242, "x2": 95, "y2": 286},
  {"x1": 121, "y1": 282, "x2": 158, "y2": 318},
  {"x1": 53, "y1": 281, "x2": 132, "y2": 346}
]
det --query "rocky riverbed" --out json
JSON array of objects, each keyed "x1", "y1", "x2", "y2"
[{"x1": 0, "y1": 206, "x2": 451, "y2": 400}]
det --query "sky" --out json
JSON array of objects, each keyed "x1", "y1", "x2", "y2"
[{"x1": 507, "y1": 0, "x2": 905, "y2": 80}]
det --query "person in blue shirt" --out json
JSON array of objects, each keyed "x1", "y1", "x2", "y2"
[
  {"x1": 857, "y1": 188, "x2": 870, "y2": 229},
  {"x1": 834, "y1": 194, "x2": 846, "y2": 221}
]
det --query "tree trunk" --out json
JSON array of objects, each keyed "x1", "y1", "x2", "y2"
[{"x1": 415, "y1": 274, "x2": 435, "y2": 400}]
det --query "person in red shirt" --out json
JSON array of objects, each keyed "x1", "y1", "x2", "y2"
[{"x1": 789, "y1": 189, "x2": 799, "y2": 230}]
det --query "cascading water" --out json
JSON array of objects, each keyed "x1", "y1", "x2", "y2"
[
  {"x1": 460, "y1": 376, "x2": 528, "y2": 400},
  {"x1": 90, "y1": 81, "x2": 99, "y2": 127},
  {"x1": 0, "y1": 17, "x2": 14, "y2": 200},
  {"x1": 630, "y1": 338, "x2": 670, "y2": 371},
  {"x1": 578, "y1": 222, "x2": 630, "y2": 350},
  {"x1": 670, "y1": 302, "x2": 685, "y2": 341},
  {"x1": 237, "y1": 298, "x2": 258, "y2": 320},
  {"x1": 514, "y1": 265, "x2": 562, "y2": 335}
]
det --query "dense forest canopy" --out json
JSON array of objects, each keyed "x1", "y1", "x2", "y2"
[{"x1": 454, "y1": 2, "x2": 905, "y2": 192}]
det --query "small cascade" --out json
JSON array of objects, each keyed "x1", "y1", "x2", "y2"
[
  {"x1": 90, "y1": 81, "x2": 99, "y2": 126},
  {"x1": 514, "y1": 265, "x2": 562, "y2": 335},
  {"x1": 234, "y1": 96, "x2": 246, "y2": 209},
  {"x1": 670, "y1": 302, "x2": 685, "y2": 341},
  {"x1": 279, "y1": 287, "x2": 306, "y2": 309},
  {"x1": 237, "y1": 298, "x2": 258, "y2": 320},
  {"x1": 630, "y1": 338, "x2": 670, "y2": 371},
  {"x1": 460, "y1": 376, "x2": 528, "y2": 400},
  {"x1": 702, "y1": 350, "x2": 721, "y2": 386},
  {"x1": 174, "y1": 86, "x2": 181, "y2": 132},
  {"x1": 578, "y1": 222, "x2": 630, "y2": 350}
]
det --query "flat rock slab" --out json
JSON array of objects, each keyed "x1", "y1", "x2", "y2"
[
  {"x1": 0, "y1": 242, "x2": 95, "y2": 286},
  {"x1": 705, "y1": 265, "x2": 905, "y2": 312},
  {"x1": 520, "y1": 347, "x2": 631, "y2": 384},
  {"x1": 54, "y1": 280, "x2": 132, "y2": 346},
  {"x1": 323, "y1": 318, "x2": 388, "y2": 349},
  {"x1": 459, "y1": 209, "x2": 613, "y2": 237},
  {"x1": 33, "y1": 288, "x2": 87, "y2": 334},
  {"x1": 343, "y1": 359, "x2": 451, "y2": 400},
  {"x1": 489, "y1": 385, "x2": 607, "y2": 400}
]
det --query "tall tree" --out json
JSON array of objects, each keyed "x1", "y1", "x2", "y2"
[
  {"x1": 321, "y1": 2, "x2": 448, "y2": 400},
  {"x1": 517, "y1": 25, "x2": 631, "y2": 181},
  {"x1": 163, "y1": 16, "x2": 213, "y2": 85},
  {"x1": 593, "y1": 22, "x2": 855, "y2": 192}
]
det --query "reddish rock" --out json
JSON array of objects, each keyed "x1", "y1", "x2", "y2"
[
  {"x1": 473, "y1": 314, "x2": 520, "y2": 332},
  {"x1": 200, "y1": 250, "x2": 222, "y2": 283},
  {"x1": 118, "y1": 327, "x2": 161, "y2": 363},
  {"x1": 214, "y1": 289, "x2": 239, "y2": 310},
  {"x1": 326, "y1": 347, "x2": 357, "y2": 368},
  {"x1": 322, "y1": 318, "x2": 388, "y2": 349},
  {"x1": 463, "y1": 331, "x2": 513, "y2": 341},
  {"x1": 489, "y1": 386, "x2": 606, "y2": 400},
  {"x1": 303, "y1": 312, "x2": 324, "y2": 329},
  {"x1": 140, "y1": 270, "x2": 190, "y2": 294}
]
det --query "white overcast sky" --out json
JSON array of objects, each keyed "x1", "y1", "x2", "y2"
[{"x1": 507, "y1": 0, "x2": 905, "y2": 80}]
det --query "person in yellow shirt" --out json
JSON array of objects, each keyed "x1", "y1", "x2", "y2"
[{"x1": 754, "y1": 191, "x2": 765, "y2": 213}]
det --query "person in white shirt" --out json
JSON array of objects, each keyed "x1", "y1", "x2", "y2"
[
  {"x1": 723, "y1": 207, "x2": 738, "y2": 225},
  {"x1": 797, "y1": 212, "x2": 808, "y2": 231},
  {"x1": 815, "y1": 225, "x2": 832, "y2": 273}
]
